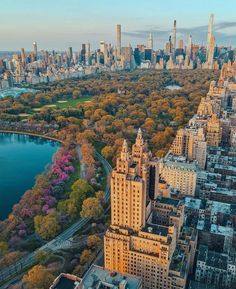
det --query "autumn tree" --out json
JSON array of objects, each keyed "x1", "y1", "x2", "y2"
[
  {"x1": 79, "y1": 249, "x2": 95, "y2": 266},
  {"x1": 95, "y1": 191, "x2": 105, "y2": 203},
  {"x1": 87, "y1": 235, "x2": 102, "y2": 249},
  {"x1": 34, "y1": 250, "x2": 48, "y2": 265},
  {"x1": 23, "y1": 265, "x2": 55, "y2": 289},
  {"x1": 101, "y1": 145, "x2": 114, "y2": 159},
  {"x1": 0, "y1": 241, "x2": 8, "y2": 257},
  {"x1": 80, "y1": 197, "x2": 104, "y2": 220},
  {"x1": 34, "y1": 213, "x2": 61, "y2": 240}
]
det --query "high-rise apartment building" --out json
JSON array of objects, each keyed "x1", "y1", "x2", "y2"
[
  {"x1": 67, "y1": 47, "x2": 73, "y2": 62},
  {"x1": 178, "y1": 39, "x2": 184, "y2": 49},
  {"x1": 207, "y1": 35, "x2": 215, "y2": 69},
  {"x1": 159, "y1": 158, "x2": 198, "y2": 196},
  {"x1": 21, "y1": 48, "x2": 25, "y2": 67},
  {"x1": 85, "y1": 43, "x2": 91, "y2": 65},
  {"x1": 148, "y1": 32, "x2": 153, "y2": 50},
  {"x1": 207, "y1": 14, "x2": 214, "y2": 52},
  {"x1": 116, "y1": 24, "x2": 121, "y2": 60},
  {"x1": 187, "y1": 35, "x2": 192, "y2": 57},
  {"x1": 172, "y1": 20, "x2": 177, "y2": 53},
  {"x1": 170, "y1": 128, "x2": 207, "y2": 169},
  {"x1": 206, "y1": 114, "x2": 222, "y2": 147},
  {"x1": 104, "y1": 130, "x2": 196, "y2": 289},
  {"x1": 33, "y1": 41, "x2": 38, "y2": 61}
]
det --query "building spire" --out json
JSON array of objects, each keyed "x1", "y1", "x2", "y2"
[
  {"x1": 137, "y1": 128, "x2": 143, "y2": 139},
  {"x1": 122, "y1": 139, "x2": 128, "y2": 153},
  {"x1": 135, "y1": 128, "x2": 144, "y2": 147},
  {"x1": 120, "y1": 139, "x2": 130, "y2": 161}
]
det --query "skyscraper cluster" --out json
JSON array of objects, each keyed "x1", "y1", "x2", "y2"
[{"x1": 0, "y1": 14, "x2": 235, "y2": 90}]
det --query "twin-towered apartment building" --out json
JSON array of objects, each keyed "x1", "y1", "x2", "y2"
[{"x1": 104, "y1": 129, "x2": 197, "y2": 289}]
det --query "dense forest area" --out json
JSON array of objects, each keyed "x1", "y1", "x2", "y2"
[{"x1": 0, "y1": 69, "x2": 219, "y2": 159}]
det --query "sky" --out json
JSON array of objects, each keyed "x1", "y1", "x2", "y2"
[{"x1": 0, "y1": 0, "x2": 236, "y2": 51}]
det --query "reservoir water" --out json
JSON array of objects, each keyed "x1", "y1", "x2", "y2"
[
  {"x1": 0, "y1": 133, "x2": 60, "y2": 220},
  {"x1": 0, "y1": 87, "x2": 38, "y2": 98}
]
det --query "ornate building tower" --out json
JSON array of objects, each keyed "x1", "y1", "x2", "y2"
[
  {"x1": 104, "y1": 130, "x2": 196, "y2": 289},
  {"x1": 111, "y1": 130, "x2": 149, "y2": 232}
]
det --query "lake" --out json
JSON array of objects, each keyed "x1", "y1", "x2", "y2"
[
  {"x1": 165, "y1": 84, "x2": 182, "y2": 90},
  {"x1": 0, "y1": 133, "x2": 60, "y2": 220},
  {"x1": 0, "y1": 87, "x2": 38, "y2": 98}
]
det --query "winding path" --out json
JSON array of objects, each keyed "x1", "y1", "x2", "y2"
[{"x1": 0, "y1": 148, "x2": 112, "y2": 288}]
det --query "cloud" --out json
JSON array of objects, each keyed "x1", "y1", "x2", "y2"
[
  {"x1": 215, "y1": 22, "x2": 236, "y2": 30},
  {"x1": 123, "y1": 22, "x2": 236, "y2": 46}
]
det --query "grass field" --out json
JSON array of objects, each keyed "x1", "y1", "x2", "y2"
[
  {"x1": 30, "y1": 96, "x2": 93, "y2": 114},
  {"x1": 55, "y1": 96, "x2": 92, "y2": 108}
]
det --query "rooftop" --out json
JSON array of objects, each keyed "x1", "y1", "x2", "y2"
[
  {"x1": 210, "y1": 224, "x2": 234, "y2": 237},
  {"x1": 198, "y1": 245, "x2": 228, "y2": 270},
  {"x1": 207, "y1": 200, "x2": 231, "y2": 214},
  {"x1": 185, "y1": 197, "x2": 202, "y2": 210},
  {"x1": 50, "y1": 274, "x2": 81, "y2": 289},
  {"x1": 142, "y1": 223, "x2": 169, "y2": 237},
  {"x1": 80, "y1": 265, "x2": 142, "y2": 289},
  {"x1": 163, "y1": 160, "x2": 198, "y2": 172},
  {"x1": 216, "y1": 187, "x2": 236, "y2": 196},
  {"x1": 169, "y1": 247, "x2": 187, "y2": 277},
  {"x1": 156, "y1": 197, "x2": 181, "y2": 207}
]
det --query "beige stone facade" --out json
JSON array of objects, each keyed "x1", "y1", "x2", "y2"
[
  {"x1": 104, "y1": 130, "x2": 196, "y2": 289},
  {"x1": 206, "y1": 114, "x2": 222, "y2": 147}
]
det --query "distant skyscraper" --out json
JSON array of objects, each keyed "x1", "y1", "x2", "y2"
[
  {"x1": 33, "y1": 41, "x2": 38, "y2": 61},
  {"x1": 134, "y1": 48, "x2": 141, "y2": 66},
  {"x1": 116, "y1": 24, "x2": 121, "y2": 60},
  {"x1": 104, "y1": 43, "x2": 109, "y2": 65},
  {"x1": 144, "y1": 48, "x2": 152, "y2": 61},
  {"x1": 81, "y1": 44, "x2": 86, "y2": 64},
  {"x1": 67, "y1": 47, "x2": 73, "y2": 61},
  {"x1": 148, "y1": 32, "x2": 153, "y2": 50},
  {"x1": 187, "y1": 35, "x2": 192, "y2": 56},
  {"x1": 172, "y1": 20, "x2": 177, "y2": 53},
  {"x1": 207, "y1": 35, "x2": 215, "y2": 69},
  {"x1": 207, "y1": 14, "x2": 214, "y2": 51},
  {"x1": 165, "y1": 42, "x2": 170, "y2": 54},
  {"x1": 100, "y1": 41, "x2": 105, "y2": 53},
  {"x1": 179, "y1": 39, "x2": 184, "y2": 49},
  {"x1": 21, "y1": 48, "x2": 25, "y2": 66},
  {"x1": 169, "y1": 35, "x2": 172, "y2": 54},
  {"x1": 85, "y1": 43, "x2": 91, "y2": 65}
]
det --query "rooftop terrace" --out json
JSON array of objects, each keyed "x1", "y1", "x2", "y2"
[{"x1": 80, "y1": 265, "x2": 142, "y2": 289}]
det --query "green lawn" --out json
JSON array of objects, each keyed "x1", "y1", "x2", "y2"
[
  {"x1": 55, "y1": 96, "x2": 92, "y2": 108},
  {"x1": 30, "y1": 96, "x2": 93, "y2": 114}
]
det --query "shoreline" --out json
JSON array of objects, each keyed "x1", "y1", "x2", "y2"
[
  {"x1": 0, "y1": 129, "x2": 64, "y2": 221},
  {"x1": 0, "y1": 130, "x2": 64, "y2": 144}
]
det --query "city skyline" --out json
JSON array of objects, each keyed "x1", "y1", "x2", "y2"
[{"x1": 1, "y1": 0, "x2": 236, "y2": 51}]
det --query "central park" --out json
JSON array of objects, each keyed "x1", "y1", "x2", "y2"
[{"x1": 0, "y1": 69, "x2": 219, "y2": 288}]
